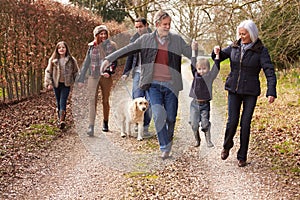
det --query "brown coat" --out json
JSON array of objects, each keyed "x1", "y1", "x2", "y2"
[{"x1": 44, "y1": 56, "x2": 79, "y2": 88}]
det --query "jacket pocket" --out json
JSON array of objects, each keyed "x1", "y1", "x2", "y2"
[
  {"x1": 225, "y1": 74, "x2": 233, "y2": 89},
  {"x1": 244, "y1": 77, "x2": 260, "y2": 96}
]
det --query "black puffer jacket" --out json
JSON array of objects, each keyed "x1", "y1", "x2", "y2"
[
  {"x1": 105, "y1": 30, "x2": 192, "y2": 92},
  {"x1": 212, "y1": 39, "x2": 277, "y2": 97}
]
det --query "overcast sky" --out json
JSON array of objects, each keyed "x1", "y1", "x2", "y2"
[{"x1": 54, "y1": 0, "x2": 69, "y2": 4}]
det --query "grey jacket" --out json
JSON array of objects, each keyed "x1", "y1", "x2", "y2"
[
  {"x1": 123, "y1": 28, "x2": 152, "y2": 78},
  {"x1": 105, "y1": 30, "x2": 192, "y2": 92},
  {"x1": 78, "y1": 39, "x2": 117, "y2": 82}
]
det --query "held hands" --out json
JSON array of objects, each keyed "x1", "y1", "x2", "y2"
[
  {"x1": 121, "y1": 74, "x2": 128, "y2": 81},
  {"x1": 214, "y1": 45, "x2": 220, "y2": 59},
  {"x1": 100, "y1": 60, "x2": 110, "y2": 78},
  {"x1": 191, "y1": 40, "x2": 198, "y2": 51},
  {"x1": 102, "y1": 72, "x2": 110, "y2": 78}
]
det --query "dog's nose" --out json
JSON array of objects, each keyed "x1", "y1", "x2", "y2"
[{"x1": 142, "y1": 108, "x2": 146, "y2": 111}]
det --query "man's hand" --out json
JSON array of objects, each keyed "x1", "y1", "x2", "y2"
[
  {"x1": 78, "y1": 82, "x2": 84, "y2": 88},
  {"x1": 47, "y1": 85, "x2": 53, "y2": 90},
  {"x1": 100, "y1": 60, "x2": 110, "y2": 75},
  {"x1": 121, "y1": 74, "x2": 128, "y2": 81}
]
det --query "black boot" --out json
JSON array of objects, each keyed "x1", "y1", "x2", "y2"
[
  {"x1": 87, "y1": 125, "x2": 94, "y2": 136},
  {"x1": 102, "y1": 120, "x2": 109, "y2": 132},
  {"x1": 193, "y1": 130, "x2": 201, "y2": 147}
]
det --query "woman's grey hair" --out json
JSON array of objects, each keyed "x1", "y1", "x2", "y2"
[{"x1": 236, "y1": 20, "x2": 259, "y2": 43}]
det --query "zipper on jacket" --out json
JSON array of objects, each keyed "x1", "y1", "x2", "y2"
[{"x1": 235, "y1": 48, "x2": 242, "y2": 92}]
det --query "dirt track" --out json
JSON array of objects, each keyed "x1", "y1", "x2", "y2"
[{"x1": 2, "y1": 60, "x2": 296, "y2": 199}]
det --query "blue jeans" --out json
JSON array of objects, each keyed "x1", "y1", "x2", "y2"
[
  {"x1": 223, "y1": 92, "x2": 257, "y2": 161},
  {"x1": 53, "y1": 82, "x2": 70, "y2": 111},
  {"x1": 132, "y1": 72, "x2": 151, "y2": 128},
  {"x1": 149, "y1": 81, "x2": 179, "y2": 152},
  {"x1": 189, "y1": 99, "x2": 210, "y2": 133}
]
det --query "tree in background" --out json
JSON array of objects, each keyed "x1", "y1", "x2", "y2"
[
  {"x1": 68, "y1": 0, "x2": 300, "y2": 69},
  {"x1": 69, "y1": 0, "x2": 128, "y2": 22},
  {"x1": 259, "y1": 0, "x2": 300, "y2": 70},
  {"x1": 190, "y1": 0, "x2": 299, "y2": 70}
]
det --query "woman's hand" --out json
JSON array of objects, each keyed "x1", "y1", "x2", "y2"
[
  {"x1": 100, "y1": 60, "x2": 110, "y2": 75},
  {"x1": 102, "y1": 72, "x2": 110, "y2": 78},
  {"x1": 214, "y1": 46, "x2": 220, "y2": 55},
  {"x1": 268, "y1": 96, "x2": 276, "y2": 104},
  {"x1": 47, "y1": 85, "x2": 53, "y2": 90},
  {"x1": 214, "y1": 45, "x2": 220, "y2": 59}
]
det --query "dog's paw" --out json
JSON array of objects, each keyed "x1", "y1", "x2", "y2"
[
  {"x1": 121, "y1": 132, "x2": 126, "y2": 138},
  {"x1": 137, "y1": 136, "x2": 143, "y2": 141}
]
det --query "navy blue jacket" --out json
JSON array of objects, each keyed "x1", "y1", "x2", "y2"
[
  {"x1": 212, "y1": 39, "x2": 277, "y2": 97},
  {"x1": 189, "y1": 57, "x2": 220, "y2": 101}
]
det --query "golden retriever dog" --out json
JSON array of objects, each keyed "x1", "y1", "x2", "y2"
[{"x1": 119, "y1": 97, "x2": 149, "y2": 141}]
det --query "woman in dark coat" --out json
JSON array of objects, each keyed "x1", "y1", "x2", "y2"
[{"x1": 212, "y1": 19, "x2": 277, "y2": 167}]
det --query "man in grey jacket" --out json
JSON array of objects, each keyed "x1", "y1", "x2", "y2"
[{"x1": 101, "y1": 10, "x2": 192, "y2": 159}]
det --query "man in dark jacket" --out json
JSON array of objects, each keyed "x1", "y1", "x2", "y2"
[
  {"x1": 101, "y1": 10, "x2": 193, "y2": 159},
  {"x1": 122, "y1": 17, "x2": 152, "y2": 137}
]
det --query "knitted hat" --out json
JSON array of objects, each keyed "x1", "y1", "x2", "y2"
[{"x1": 93, "y1": 25, "x2": 108, "y2": 37}]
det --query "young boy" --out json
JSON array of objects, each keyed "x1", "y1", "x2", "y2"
[{"x1": 189, "y1": 43, "x2": 220, "y2": 147}]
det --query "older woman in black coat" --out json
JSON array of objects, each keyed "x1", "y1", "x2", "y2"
[{"x1": 212, "y1": 19, "x2": 277, "y2": 167}]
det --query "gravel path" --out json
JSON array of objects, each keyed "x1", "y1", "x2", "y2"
[{"x1": 4, "y1": 61, "x2": 295, "y2": 199}]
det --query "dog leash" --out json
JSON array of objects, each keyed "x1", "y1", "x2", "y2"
[{"x1": 122, "y1": 79, "x2": 133, "y2": 99}]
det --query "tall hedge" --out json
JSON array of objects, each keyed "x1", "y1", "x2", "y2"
[{"x1": 0, "y1": 0, "x2": 129, "y2": 103}]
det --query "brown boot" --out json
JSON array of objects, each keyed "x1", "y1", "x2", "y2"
[
  {"x1": 59, "y1": 110, "x2": 66, "y2": 129},
  {"x1": 56, "y1": 108, "x2": 60, "y2": 125}
]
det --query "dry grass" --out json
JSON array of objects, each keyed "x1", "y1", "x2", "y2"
[
  {"x1": 219, "y1": 62, "x2": 300, "y2": 183},
  {"x1": 252, "y1": 68, "x2": 300, "y2": 174}
]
